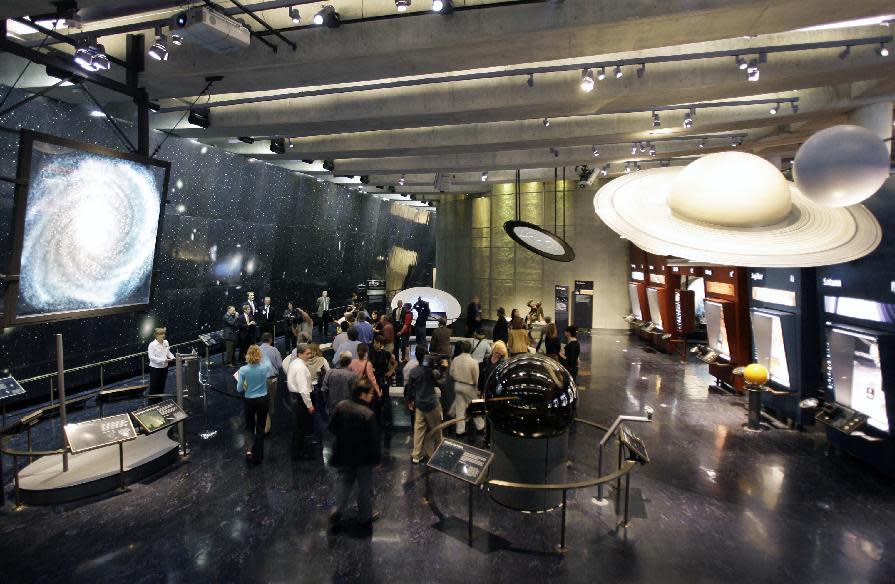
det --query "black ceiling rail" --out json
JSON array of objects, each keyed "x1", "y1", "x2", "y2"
[{"x1": 228, "y1": 0, "x2": 297, "y2": 51}]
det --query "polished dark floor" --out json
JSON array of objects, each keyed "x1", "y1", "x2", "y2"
[{"x1": 1, "y1": 331, "x2": 893, "y2": 583}]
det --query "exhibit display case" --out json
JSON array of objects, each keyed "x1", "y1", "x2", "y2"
[{"x1": 702, "y1": 267, "x2": 751, "y2": 391}]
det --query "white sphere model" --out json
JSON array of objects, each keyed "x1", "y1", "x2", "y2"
[
  {"x1": 793, "y1": 125, "x2": 890, "y2": 207},
  {"x1": 667, "y1": 151, "x2": 792, "y2": 227}
]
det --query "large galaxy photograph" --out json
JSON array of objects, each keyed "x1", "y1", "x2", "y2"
[{"x1": 11, "y1": 134, "x2": 168, "y2": 323}]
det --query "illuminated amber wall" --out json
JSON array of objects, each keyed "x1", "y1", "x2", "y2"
[{"x1": 436, "y1": 179, "x2": 630, "y2": 329}]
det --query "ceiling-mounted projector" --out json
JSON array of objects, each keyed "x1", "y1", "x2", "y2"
[{"x1": 172, "y1": 7, "x2": 251, "y2": 53}]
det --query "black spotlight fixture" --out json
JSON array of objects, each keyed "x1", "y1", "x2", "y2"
[
  {"x1": 187, "y1": 108, "x2": 210, "y2": 128},
  {"x1": 652, "y1": 110, "x2": 661, "y2": 128},
  {"x1": 395, "y1": 0, "x2": 411, "y2": 13},
  {"x1": 313, "y1": 5, "x2": 340, "y2": 27},
  {"x1": 636, "y1": 63, "x2": 646, "y2": 78},
  {"x1": 360, "y1": 175, "x2": 370, "y2": 184},
  {"x1": 322, "y1": 160, "x2": 335, "y2": 171},
  {"x1": 270, "y1": 138, "x2": 286, "y2": 154},
  {"x1": 289, "y1": 6, "x2": 301, "y2": 23},
  {"x1": 237, "y1": 136, "x2": 255, "y2": 144},
  {"x1": 148, "y1": 26, "x2": 168, "y2": 61}
]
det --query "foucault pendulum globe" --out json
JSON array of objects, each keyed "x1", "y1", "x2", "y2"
[{"x1": 484, "y1": 353, "x2": 577, "y2": 511}]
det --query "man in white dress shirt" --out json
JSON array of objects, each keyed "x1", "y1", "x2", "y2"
[
  {"x1": 148, "y1": 327, "x2": 175, "y2": 403},
  {"x1": 287, "y1": 344, "x2": 315, "y2": 459}
]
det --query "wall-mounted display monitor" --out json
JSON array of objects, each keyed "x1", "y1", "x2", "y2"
[
  {"x1": 688, "y1": 277, "x2": 706, "y2": 324},
  {"x1": 705, "y1": 300, "x2": 731, "y2": 360},
  {"x1": 827, "y1": 327, "x2": 888, "y2": 433},
  {"x1": 3, "y1": 130, "x2": 170, "y2": 326},
  {"x1": 646, "y1": 287, "x2": 664, "y2": 330},
  {"x1": 750, "y1": 309, "x2": 791, "y2": 388},
  {"x1": 628, "y1": 283, "x2": 642, "y2": 320}
]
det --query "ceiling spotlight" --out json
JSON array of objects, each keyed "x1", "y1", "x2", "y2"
[
  {"x1": 636, "y1": 63, "x2": 646, "y2": 78},
  {"x1": 838, "y1": 45, "x2": 851, "y2": 60},
  {"x1": 735, "y1": 55, "x2": 748, "y2": 70},
  {"x1": 769, "y1": 102, "x2": 779, "y2": 115},
  {"x1": 698, "y1": 138, "x2": 706, "y2": 148},
  {"x1": 171, "y1": 33, "x2": 183, "y2": 46},
  {"x1": 597, "y1": 67, "x2": 606, "y2": 80},
  {"x1": 746, "y1": 59, "x2": 760, "y2": 81},
  {"x1": 683, "y1": 109, "x2": 694, "y2": 128},
  {"x1": 399, "y1": 175, "x2": 406, "y2": 186},
  {"x1": 731, "y1": 136, "x2": 743, "y2": 147},
  {"x1": 148, "y1": 26, "x2": 169, "y2": 61},
  {"x1": 543, "y1": 118, "x2": 551, "y2": 127},
  {"x1": 314, "y1": 5, "x2": 340, "y2": 27},
  {"x1": 289, "y1": 6, "x2": 301, "y2": 23},
  {"x1": 638, "y1": 141, "x2": 648, "y2": 153},
  {"x1": 270, "y1": 138, "x2": 286, "y2": 154},
  {"x1": 624, "y1": 162, "x2": 631, "y2": 173},
  {"x1": 592, "y1": 146, "x2": 600, "y2": 157},
  {"x1": 652, "y1": 111, "x2": 661, "y2": 128},
  {"x1": 395, "y1": 0, "x2": 411, "y2": 13},
  {"x1": 631, "y1": 143, "x2": 638, "y2": 155},
  {"x1": 791, "y1": 102, "x2": 799, "y2": 114},
  {"x1": 648, "y1": 144, "x2": 657, "y2": 156},
  {"x1": 877, "y1": 42, "x2": 890, "y2": 57},
  {"x1": 432, "y1": 0, "x2": 453, "y2": 12},
  {"x1": 580, "y1": 69, "x2": 595, "y2": 92},
  {"x1": 527, "y1": 74, "x2": 534, "y2": 87},
  {"x1": 74, "y1": 39, "x2": 110, "y2": 72},
  {"x1": 659, "y1": 159, "x2": 670, "y2": 168},
  {"x1": 600, "y1": 164, "x2": 609, "y2": 176},
  {"x1": 187, "y1": 109, "x2": 210, "y2": 129},
  {"x1": 91, "y1": 46, "x2": 110, "y2": 71},
  {"x1": 614, "y1": 65, "x2": 623, "y2": 79},
  {"x1": 481, "y1": 171, "x2": 488, "y2": 182},
  {"x1": 550, "y1": 147, "x2": 560, "y2": 158},
  {"x1": 635, "y1": 162, "x2": 642, "y2": 171}
]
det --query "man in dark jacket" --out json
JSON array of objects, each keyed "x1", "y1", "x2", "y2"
[
  {"x1": 222, "y1": 306, "x2": 238, "y2": 366},
  {"x1": 465, "y1": 296, "x2": 482, "y2": 336},
  {"x1": 429, "y1": 317, "x2": 452, "y2": 357},
  {"x1": 328, "y1": 381, "x2": 381, "y2": 531},
  {"x1": 492, "y1": 306, "x2": 509, "y2": 344}
]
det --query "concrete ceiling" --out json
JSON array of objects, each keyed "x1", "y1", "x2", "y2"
[{"x1": 2, "y1": 0, "x2": 894, "y2": 201}]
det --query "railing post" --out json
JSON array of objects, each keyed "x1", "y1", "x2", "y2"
[
  {"x1": 99, "y1": 365, "x2": 104, "y2": 390},
  {"x1": 13, "y1": 454, "x2": 20, "y2": 507},
  {"x1": 559, "y1": 488, "x2": 568, "y2": 552},
  {"x1": 56, "y1": 334, "x2": 68, "y2": 473},
  {"x1": 623, "y1": 471, "x2": 632, "y2": 527}
]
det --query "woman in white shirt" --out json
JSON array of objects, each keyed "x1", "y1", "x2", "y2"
[{"x1": 148, "y1": 327, "x2": 175, "y2": 402}]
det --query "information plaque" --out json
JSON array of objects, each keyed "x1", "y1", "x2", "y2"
[
  {"x1": 64, "y1": 413, "x2": 138, "y2": 454},
  {"x1": 427, "y1": 439, "x2": 494, "y2": 485},
  {"x1": 0, "y1": 376, "x2": 26, "y2": 401},
  {"x1": 130, "y1": 399, "x2": 188, "y2": 434},
  {"x1": 619, "y1": 424, "x2": 650, "y2": 464}
]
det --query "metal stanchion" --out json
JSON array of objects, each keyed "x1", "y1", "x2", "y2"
[
  {"x1": 175, "y1": 354, "x2": 187, "y2": 455},
  {"x1": 99, "y1": 365, "x2": 104, "y2": 390},
  {"x1": 13, "y1": 454, "x2": 20, "y2": 507},
  {"x1": 118, "y1": 442, "x2": 126, "y2": 492},
  {"x1": 468, "y1": 483, "x2": 474, "y2": 546},
  {"x1": 56, "y1": 334, "x2": 68, "y2": 472},
  {"x1": 623, "y1": 472, "x2": 632, "y2": 527},
  {"x1": 26, "y1": 427, "x2": 32, "y2": 463},
  {"x1": 559, "y1": 489, "x2": 568, "y2": 552}
]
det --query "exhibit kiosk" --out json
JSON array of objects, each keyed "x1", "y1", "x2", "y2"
[
  {"x1": 747, "y1": 268, "x2": 821, "y2": 427},
  {"x1": 701, "y1": 267, "x2": 751, "y2": 392}
]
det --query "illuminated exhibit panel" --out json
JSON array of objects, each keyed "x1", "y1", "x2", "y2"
[
  {"x1": 704, "y1": 300, "x2": 731, "y2": 359},
  {"x1": 827, "y1": 328, "x2": 889, "y2": 433},
  {"x1": 750, "y1": 310, "x2": 791, "y2": 387},
  {"x1": 628, "y1": 283, "x2": 643, "y2": 320},
  {"x1": 6, "y1": 131, "x2": 169, "y2": 325},
  {"x1": 646, "y1": 287, "x2": 664, "y2": 330}
]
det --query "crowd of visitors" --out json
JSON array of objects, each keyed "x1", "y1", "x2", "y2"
[{"x1": 151, "y1": 289, "x2": 582, "y2": 534}]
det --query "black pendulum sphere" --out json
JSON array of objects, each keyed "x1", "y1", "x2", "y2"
[{"x1": 484, "y1": 354, "x2": 577, "y2": 439}]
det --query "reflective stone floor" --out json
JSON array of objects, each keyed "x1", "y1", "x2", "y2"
[{"x1": 1, "y1": 330, "x2": 893, "y2": 583}]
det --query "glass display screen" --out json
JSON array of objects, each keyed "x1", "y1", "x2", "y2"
[
  {"x1": 705, "y1": 300, "x2": 731, "y2": 359},
  {"x1": 750, "y1": 310, "x2": 791, "y2": 387},
  {"x1": 628, "y1": 283, "x2": 642, "y2": 320},
  {"x1": 688, "y1": 277, "x2": 706, "y2": 324},
  {"x1": 7, "y1": 131, "x2": 168, "y2": 325},
  {"x1": 827, "y1": 328, "x2": 888, "y2": 433},
  {"x1": 646, "y1": 287, "x2": 663, "y2": 330}
]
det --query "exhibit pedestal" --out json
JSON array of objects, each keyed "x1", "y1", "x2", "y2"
[
  {"x1": 17, "y1": 431, "x2": 179, "y2": 505},
  {"x1": 488, "y1": 431, "x2": 568, "y2": 511}
]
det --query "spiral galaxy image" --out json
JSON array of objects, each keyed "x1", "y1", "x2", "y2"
[{"x1": 16, "y1": 143, "x2": 165, "y2": 318}]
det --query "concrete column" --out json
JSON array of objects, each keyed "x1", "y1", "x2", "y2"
[{"x1": 848, "y1": 102, "x2": 893, "y2": 154}]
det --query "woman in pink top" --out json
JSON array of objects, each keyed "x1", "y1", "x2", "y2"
[{"x1": 348, "y1": 343, "x2": 381, "y2": 399}]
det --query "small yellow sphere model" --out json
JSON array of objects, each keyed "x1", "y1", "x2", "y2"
[{"x1": 743, "y1": 363, "x2": 770, "y2": 386}]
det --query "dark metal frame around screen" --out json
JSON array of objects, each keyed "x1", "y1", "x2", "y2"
[{"x1": 2, "y1": 129, "x2": 170, "y2": 327}]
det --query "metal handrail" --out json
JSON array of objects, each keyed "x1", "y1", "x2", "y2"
[
  {"x1": 487, "y1": 461, "x2": 637, "y2": 491},
  {"x1": 15, "y1": 338, "x2": 202, "y2": 385}
]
